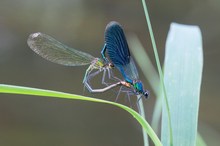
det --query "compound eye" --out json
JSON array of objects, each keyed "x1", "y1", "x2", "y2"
[
  {"x1": 144, "y1": 91, "x2": 149, "y2": 99},
  {"x1": 109, "y1": 63, "x2": 114, "y2": 68}
]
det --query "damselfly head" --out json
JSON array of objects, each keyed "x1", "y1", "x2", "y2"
[
  {"x1": 143, "y1": 90, "x2": 149, "y2": 99},
  {"x1": 108, "y1": 62, "x2": 114, "y2": 68}
]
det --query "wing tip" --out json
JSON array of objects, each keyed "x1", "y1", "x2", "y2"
[
  {"x1": 105, "y1": 21, "x2": 122, "y2": 30},
  {"x1": 28, "y1": 32, "x2": 42, "y2": 40},
  {"x1": 27, "y1": 32, "x2": 42, "y2": 49}
]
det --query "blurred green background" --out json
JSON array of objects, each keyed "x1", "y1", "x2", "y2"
[{"x1": 0, "y1": 0, "x2": 219, "y2": 145}]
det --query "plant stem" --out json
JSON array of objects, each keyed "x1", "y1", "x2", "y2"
[
  {"x1": 138, "y1": 96, "x2": 149, "y2": 146},
  {"x1": 141, "y1": 0, "x2": 173, "y2": 145}
]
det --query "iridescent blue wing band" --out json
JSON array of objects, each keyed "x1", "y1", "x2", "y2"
[
  {"x1": 104, "y1": 21, "x2": 139, "y2": 81},
  {"x1": 105, "y1": 21, "x2": 130, "y2": 67}
]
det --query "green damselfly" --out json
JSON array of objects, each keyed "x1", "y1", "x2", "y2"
[{"x1": 27, "y1": 32, "x2": 118, "y2": 92}]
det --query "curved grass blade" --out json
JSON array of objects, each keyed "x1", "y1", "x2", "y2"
[
  {"x1": 27, "y1": 32, "x2": 95, "y2": 66},
  {"x1": 162, "y1": 23, "x2": 203, "y2": 146},
  {"x1": 0, "y1": 84, "x2": 162, "y2": 146}
]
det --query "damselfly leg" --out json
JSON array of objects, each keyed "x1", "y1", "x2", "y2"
[{"x1": 84, "y1": 68, "x2": 121, "y2": 93}]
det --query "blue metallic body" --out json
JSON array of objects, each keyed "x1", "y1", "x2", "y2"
[{"x1": 101, "y1": 21, "x2": 149, "y2": 98}]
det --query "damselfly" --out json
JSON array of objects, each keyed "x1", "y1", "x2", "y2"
[
  {"x1": 27, "y1": 22, "x2": 149, "y2": 101},
  {"x1": 27, "y1": 32, "x2": 114, "y2": 89},
  {"x1": 96, "y1": 21, "x2": 149, "y2": 100}
]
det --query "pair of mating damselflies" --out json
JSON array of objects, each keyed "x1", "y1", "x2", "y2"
[{"x1": 27, "y1": 21, "x2": 149, "y2": 106}]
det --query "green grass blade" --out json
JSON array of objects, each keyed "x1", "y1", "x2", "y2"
[
  {"x1": 161, "y1": 23, "x2": 203, "y2": 145},
  {"x1": 196, "y1": 133, "x2": 207, "y2": 146},
  {"x1": 128, "y1": 35, "x2": 160, "y2": 95},
  {"x1": 138, "y1": 97, "x2": 149, "y2": 146},
  {"x1": 141, "y1": 0, "x2": 173, "y2": 144},
  {"x1": 0, "y1": 84, "x2": 162, "y2": 146},
  {"x1": 128, "y1": 35, "x2": 162, "y2": 134}
]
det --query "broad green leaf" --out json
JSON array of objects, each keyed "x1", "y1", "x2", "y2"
[
  {"x1": 161, "y1": 23, "x2": 203, "y2": 146},
  {"x1": 0, "y1": 84, "x2": 162, "y2": 146}
]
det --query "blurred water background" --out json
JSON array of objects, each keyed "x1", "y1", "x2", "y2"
[{"x1": 0, "y1": 0, "x2": 219, "y2": 145}]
